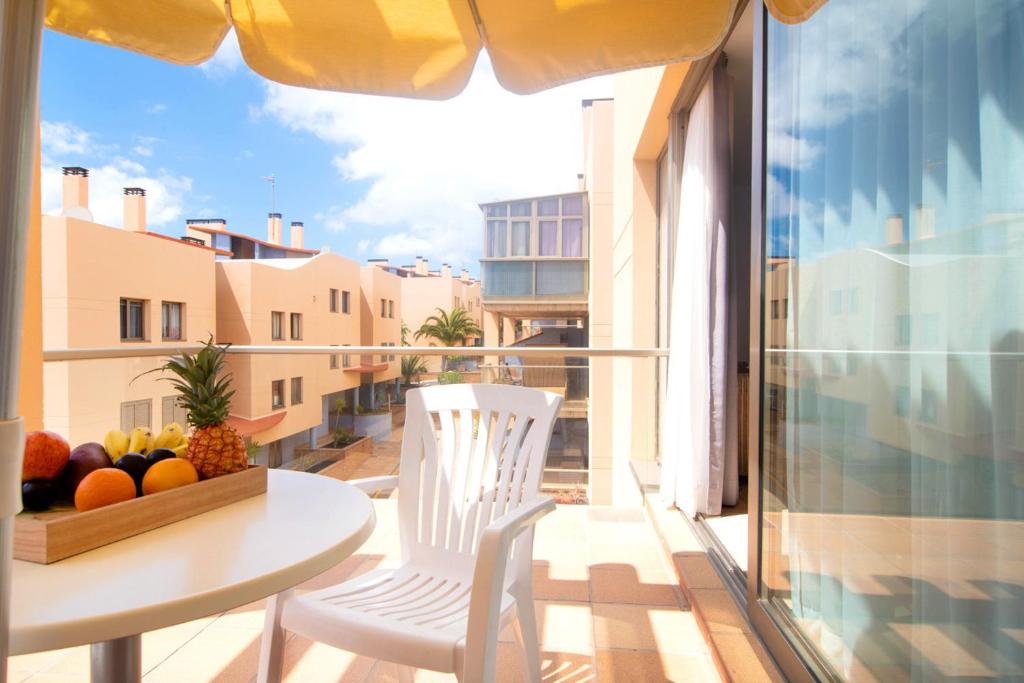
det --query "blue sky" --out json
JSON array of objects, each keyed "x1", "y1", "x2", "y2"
[{"x1": 40, "y1": 30, "x2": 611, "y2": 275}]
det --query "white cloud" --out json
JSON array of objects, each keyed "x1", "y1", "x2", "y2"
[
  {"x1": 356, "y1": 239, "x2": 371, "y2": 254},
  {"x1": 131, "y1": 135, "x2": 159, "y2": 158},
  {"x1": 41, "y1": 121, "x2": 193, "y2": 229},
  {"x1": 146, "y1": 103, "x2": 167, "y2": 115},
  {"x1": 258, "y1": 56, "x2": 611, "y2": 265},
  {"x1": 314, "y1": 205, "x2": 347, "y2": 232},
  {"x1": 766, "y1": 129, "x2": 822, "y2": 171},
  {"x1": 199, "y1": 30, "x2": 243, "y2": 78},
  {"x1": 41, "y1": 120, "x2": 95, "y2": 156}
]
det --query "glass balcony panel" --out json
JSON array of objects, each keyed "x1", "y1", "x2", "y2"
[
  {"x1": 482, "y1": 261, "x2": 534, "y2": 297},
  {"x1": 536, "y1": 261, "x2": 586, "y2": 296},
  {"x1": 486, "y1": 220, "x2": 507, "y2": 257},
  {"x1": 484, "y1": 204, "x2": 507, "y2": 217}
]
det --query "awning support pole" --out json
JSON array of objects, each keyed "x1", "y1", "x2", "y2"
[{"x1": 0, "y1": 0, "x2": 44, "y2": 677}]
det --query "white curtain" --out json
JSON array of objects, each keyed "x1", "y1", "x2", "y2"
[{"x1": 660, "y1": 58, "x2": 738, "y2": 516}]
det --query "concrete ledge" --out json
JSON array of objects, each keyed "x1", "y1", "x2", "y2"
[{"x1": 643, "y1": 495, "x2": 784, "y2": 683}]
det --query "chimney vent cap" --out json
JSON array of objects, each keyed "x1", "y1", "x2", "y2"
[
  {"x1": 268, "y1": 212, "x2": 282, "y2": 218},
  {"x1": 62, "y1": 166, "x2": 89, "y2": 177},
  {"x1": 124, "y1": 187, "x2": 146, "y2": 196},
  {"x1": 290, "y1": 221, "x2": 303, "y2": 226},
  {"x1": 187, "y1": 218, "x2": 226, "y2": 224}
]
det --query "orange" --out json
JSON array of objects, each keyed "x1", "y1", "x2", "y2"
[
  {"x1": 142, "y1": 458, "x2": 198, "y2": 495},
  {"x1": 74, "y1": 468, "x2": 136, "y2": 511}
]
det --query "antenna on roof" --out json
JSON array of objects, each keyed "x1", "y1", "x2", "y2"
[{"x1": 262, "y1": 174, "x2": 276, "y2": 212}]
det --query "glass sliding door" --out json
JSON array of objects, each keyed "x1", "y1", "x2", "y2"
[{"x1": 759, "y1": 0, "x2": 1024, "y2": 680}]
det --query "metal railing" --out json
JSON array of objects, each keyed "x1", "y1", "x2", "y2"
[{"x1": 43, "y1": 345, "x2": 667, "y2": 362}]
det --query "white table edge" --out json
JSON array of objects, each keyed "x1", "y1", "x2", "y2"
[{"x1": 10, "y1": 473, "x2": 377, "y2": 655}]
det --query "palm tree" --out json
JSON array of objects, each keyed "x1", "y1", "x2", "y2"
[
  {"x1": 400, "y1": 355, "x2": 430, "y2": 385},
  {"x1": 414, "y1": 307, "x2": 483, "y2": 371}
]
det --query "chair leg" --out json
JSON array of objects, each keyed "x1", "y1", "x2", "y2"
[
  {"x1": 512, "y1": 597, "x2": 542, "y2": 683},
  {"x1": 257, "y1": 589, "x2": 293, "y2": 683}
]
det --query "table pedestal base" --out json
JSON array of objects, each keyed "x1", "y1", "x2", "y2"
[{"x1": 90, "y1": 634, "x2": 141, "y2": 683}]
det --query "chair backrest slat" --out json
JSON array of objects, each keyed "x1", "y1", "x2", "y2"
[{"x1": 400, "y1": 385, "x2": 562, "y2": 579}]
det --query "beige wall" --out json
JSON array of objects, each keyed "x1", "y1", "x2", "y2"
[
  {"x1": 399, "y1": 271, "x2": 481, "y2": 373},
  {"x1": 217, "y1": 253, "x2": 362, "y2": 445},
  {"x1": 601, "y1": 65, "x2": 690, "y2": 505},
  {"x1": 42, "y1": 216, "x2": 217, "y2": 444},
  {"x1": 360, "y1": 265, "x2": 402, "y2": 383}
]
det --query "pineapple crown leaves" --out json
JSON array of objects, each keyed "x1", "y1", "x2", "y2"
[{"x1": 133, "y1": 336, "x2": 235, "y2": 429}]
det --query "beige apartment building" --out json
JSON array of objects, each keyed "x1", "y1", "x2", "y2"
[
  {"x1": 357, "y1": 264, "x2": 402, "y2": 401},
  {"x1": 370, "y1": 256, "x2": 481, "y2": 374},
  {"x1": 41, "y1": 168, "x2": 401, "y2": 468},
  {"x1": 42, "y1": 168, "x2": 220, "y2": 445},
  {"x1": 215, "y1": 246, "x2": 363, "y2": 467}
]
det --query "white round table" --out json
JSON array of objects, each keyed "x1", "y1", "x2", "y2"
[{"x1": 10, "y1": 470, "x2": 376, "y2": 682}]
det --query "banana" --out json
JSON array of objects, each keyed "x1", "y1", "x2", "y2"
[
  {"x1": 103, "y1": 429, "x2": 130, "y2": 463},
  {"x1": 172, "y1": 442, "x2": 189, "y2": 458},
  {"x1": 127, "y1": 427, "x2": 152, "y2": 455},
  {"x1": 154, "y1": 423, "x2": 186, "y2": 450}
]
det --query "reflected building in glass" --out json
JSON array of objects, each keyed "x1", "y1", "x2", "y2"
[{"x1": 759, "y1": 0, "x2": 1024, "y2": 679}]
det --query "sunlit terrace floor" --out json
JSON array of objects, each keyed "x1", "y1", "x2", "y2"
[{"x1": 8, "y1": 426, "x2": 723, "y2": 682}]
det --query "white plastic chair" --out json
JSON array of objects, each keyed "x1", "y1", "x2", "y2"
[{"x1": 257, "y1": 384, "x2": 563, "y2": 682}]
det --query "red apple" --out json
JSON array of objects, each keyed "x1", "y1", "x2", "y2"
[
  {"x1": 22, "y1": 431, "x2": 70, "y2": 482},
  {"x1": 61, "y1": 442, "x2": 113, "y2": 498}
]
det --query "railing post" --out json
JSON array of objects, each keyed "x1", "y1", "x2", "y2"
[{"x1": 0, "y1": 0, "x2": 45, "y2": 677}]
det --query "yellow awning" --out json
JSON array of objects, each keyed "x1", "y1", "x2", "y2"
[{"x1": 44, "y1": 0, "x2": 828, "y2": 99}]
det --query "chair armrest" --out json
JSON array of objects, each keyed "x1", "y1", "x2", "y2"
[
  {"x1": 463, "y1": 496, "x2": 555, "y2": 681},
  {"x1": 348, "y1": 475, "x2": 399, "y2": 495}
]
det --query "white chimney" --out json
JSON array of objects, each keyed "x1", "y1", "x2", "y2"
[
  {"x1": 267, "y1": 212, "x2": 283, "y2": 245},
  {"x1": 461, "y1": 268, "x2": 470, "y2": 281},
  {"x1": 61, "y1": 167, "x2": 93, "y2": 219},
  {"x1": 123, "y1": 187, "x2": 146, "y2": 232},
  {"x1": 290, "y1": 221, "x2": 304, "y2": 249},
  {"x1": 441, "y1": 263, "x2": 452, "y2": 278},
  {"x1": 577, "y1": 173, "x2": 585, "y2": 191},
  {"x1": 415, "y1": 256, "x2": 428, "y2": 276},
  {"x1": 886, "y1": 214, "x2": 904, "y2": 245}
]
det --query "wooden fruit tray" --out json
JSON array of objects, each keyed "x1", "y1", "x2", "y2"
[{"x1": 14, "y1": 465, "x2": 267, "y2": 564}]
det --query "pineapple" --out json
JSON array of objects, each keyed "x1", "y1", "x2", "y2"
[{"x1": 157, "y1": 338, "x2": 248, "y2": 478}]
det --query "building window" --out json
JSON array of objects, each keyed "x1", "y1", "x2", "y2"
[
  {"x1": 342, "y1": 345, "x2": 351, "y2": 368},
  {"x1": 329, "y1": 288, "x2": 339, "y2": 313},
  {"x1": 342, "y1": 290, "x2": 351, "y2": 313},
  {"x1": 562, "y1": 218, "x2": 583, "y2": 257},
  {"x1": 847, "y1": 288, "x2": 859, "y2": 314},
  {"x1": 537, "y1": 197, "x2": 559, "y2": 216},
  {"x1": 380, "y1": 342, "x2": 388, "y2": 363},
  {"x1": 562, "y1": 194, "x2": 583, "y2": 215},
  {"x1": 894, "y1": 386, "x2": 911, "y2": 419},
  {"x1": 120, "y1": 399, "x2": 151, "y2": 432},
  {"x1": 161, "y1": 301, "x2": 183, "y2": 340},
  {"x1": 290, "y1": 377, "x2": 302, "y2": 405},
  {"x1": 380, "y1": 298, "x2": 387, "y2": 317},
  {"x1": 271, "y1": 311, "x2": 284, "y2": 340},
  {"x1": 539, "y1": 221, "x2": 557, "y2": 256},
  {"x1": 271, "y1": 380, "x2": 285, "y2": 409},
  {"x1": 388, "y1": 342, "x2": 396, "y2": 362},
  {"x1": 896, "y1": 314, "x2": 912, "y2": 347},
  {"x1": 290, "y1": 313, "x2": 302, "y2": 340},
  {"x1": 771, "y1": 300, "x2": 780, "y2": 319},
  {"x1": 921, "y1": 388, "x2": 939, "y2": 423},
  {"x1": 330, "y1": 353, "x2": 339, "y2": 369},
  {"x1": 846, "y1": 353, "x2": 860, "y2": 376},
  {"x1": 511, "y1": 221, "x2": 530, "y2": 256},
  {"x1": 485, "y1": 204, "x2": 507, "y2": 217},
  {"x1": 161, "y1": 395, "x2": 188, "y2": 427},
  {"x1": 510, "y1": 201, "x2": 532, "y2": 217},
  {"x1": 388, "y1": 299, "x2": 395, "y2": 318},
  {"x1": 120, "y1": 298, "x2": 145, "y2": 341},
  {"x1": 487, "y1": 220, "x2": 507, "y2": 257}
]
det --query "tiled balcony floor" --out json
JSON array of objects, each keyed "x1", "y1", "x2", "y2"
[{"x1": 7, "y1": 431, "x2": 722, "y2": 682}]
